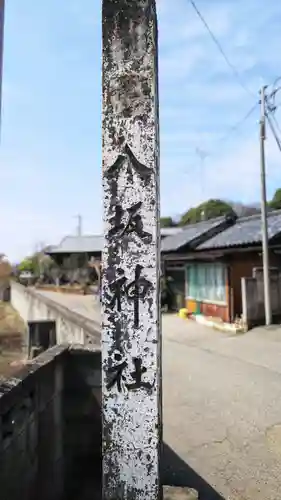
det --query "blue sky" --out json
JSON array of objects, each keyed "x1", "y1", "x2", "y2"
[{"x1": 2, "y1": 0, "x2": 281, "y2": 262}]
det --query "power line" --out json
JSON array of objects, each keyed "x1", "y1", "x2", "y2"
[
  {"x1": 264, "y1": 82, "x2": 281, "y2": 152},
  {"x1": 267, "y1": 77, "x2": 281, "y2": 108},
  {"x1": 195, "y1": 100, "x2": 259, "y2": 161},
  {"x1": 270, "y1": 110, "x2": 281, "y2": 135},
  {"x1": 265, "y1": 109, "x2": 281, "y2": 153},
  {"x1": 216, "y1": 101, "x2": 259, "y2": 145},
  {"x1": 188, "y1": 0, "x2": 254, "y2": 98},
  {"x1": 194, "y1": 79, "x2": 281, "y2": 162},
  {"x1": 192, "y1": 101, "x2": 259, "y2": 198},
  {"x1": 264, "y1": 76, "x2": 281, "y2": 115}
]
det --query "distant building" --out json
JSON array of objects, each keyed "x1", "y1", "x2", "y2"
[
  {"x1": 46, "y1": 235, "x2": 103, "y2": 267},
  {"x1": 46, "y1": 227, "x2": 183, "y2": 267}
]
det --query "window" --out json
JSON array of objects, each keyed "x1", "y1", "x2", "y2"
[{"x1": 186, "y1": 262, "x2": 227, "y2": 303}]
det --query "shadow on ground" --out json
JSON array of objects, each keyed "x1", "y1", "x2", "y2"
[
  {"x1": 68, "y1": 442, "x2": 226, "y2": 500},
  {"x1": 162, "y1": 443, "x2": 226, "y2": 500}
]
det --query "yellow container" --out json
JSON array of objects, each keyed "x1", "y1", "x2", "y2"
[{"x1": 178, "y1": 308, "x2": 188, "y2": 319}]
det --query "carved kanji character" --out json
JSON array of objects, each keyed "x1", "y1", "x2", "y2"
[
  {"x1": 105, "y1": 143, "x2": 152, "y2": 181},
  {"x1": 125, "y1": 358, "x2": 154, "y2": 391},
  {"x1": 108, "y1": 202, "x2": 152, "y2": 243}
]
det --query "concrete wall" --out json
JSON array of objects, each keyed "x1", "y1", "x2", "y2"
[
  {"x1": 0, "y1": 278, "x2": 10, "y2": 301},
  {"x1": 63, "y1": 347, "x2": 101, "y2": 499},
  {"x1": 0, "y1": 346, "x2": 66, "y2": 500},
  {"x1": 229, "y1": 251, "x2": 281, "y2": 319},
  {"x1": 10, "y1": 281, "x2": 100, "y2": 349},
  {"x1": 242, "y1": 268, "x2": 281, "y2": 328},
  {"x1": 0, "y1": 345, "x2": 102, "y2": 500}
]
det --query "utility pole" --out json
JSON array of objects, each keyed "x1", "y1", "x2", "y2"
[
  {"x1": 260, "y1": 85, "x2": 272, "y2": 326},
  {"x1": 75, "y1": 214, "x2": 82, "y2": 236}
]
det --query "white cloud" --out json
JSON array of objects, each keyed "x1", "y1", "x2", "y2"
[
  {"x1": 2, "y1": 0, "x2": 281, "y2": 260},
  {"x1": 157, "y1": 0, "x2": 281, "y2": 217},
  {"x1": 161, "y1": 131, "x2": 281, "y2": 217}
]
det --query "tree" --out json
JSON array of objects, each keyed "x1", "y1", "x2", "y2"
[
  {"x1": 17, "y1": 257, "x2": 34, "y2": 273},
  {"x1": 229, "y1": 201, "x2": 260, "y2": 217},
  {"x1": 269, "y1": 188, "x2": 281, "y2": 210},
  {"x1": 160, "y1": 217, "x2": 176, "y2": 228},
  {"x1": 179, "y1": 199, "x2": 233, "y2": 226},
  {"x1": 17, "y1": 250, "x2": 58, "y2": 283}
]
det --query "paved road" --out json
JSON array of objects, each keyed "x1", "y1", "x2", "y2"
[
  {"x1": 36, "y1": 291, "x2": 281, "y2": 499},
  {"x1": 163, "y1": 316, "x2": 281, "y2": 500}
]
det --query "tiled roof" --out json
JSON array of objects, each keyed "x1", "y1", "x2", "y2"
[
  {"x1": 47, "y1": 227, "x2": 180, "y2": 254},
  {"x1": 198, "y1": 210, "x2": 281, "y2": 250},
  {"x1": 161, "y1": 215, "x2": 234, "y2": 252},
  {"x1": 47, "y1": 235, "x2": 104, "y2": 254},
  {"x1": 160, "y1": 227, "x2": 183, "y2": 238}
]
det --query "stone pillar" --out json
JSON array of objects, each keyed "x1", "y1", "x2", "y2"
[{"x1": 102, "y1": 1, "x2": 161, "y2": 499}]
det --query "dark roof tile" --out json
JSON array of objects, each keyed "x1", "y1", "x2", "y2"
[
  {"x1": 161, "y1": 215, "x2": 233, "y2": 252},
  {"x1": 160, "y1": 227, "x2": 183, "y2": 238},
  {"x1": 198, "y1": 210, "x2": 281, "y2": 250}
]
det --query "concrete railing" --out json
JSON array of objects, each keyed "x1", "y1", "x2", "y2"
[
  {"x1": 10, "y1": 281, "x2": 100, "y2": 349},
  {"x1": 0, "y1": 345, "x2": 102, "y2": 500}
]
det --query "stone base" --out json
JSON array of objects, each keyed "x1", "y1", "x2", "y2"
[
  {"x1": 76, "y1": 485, "x2": 199, "y2": 500},
  {"x1": 163, "y1": 486, "x2": 199, "y2": 500}
]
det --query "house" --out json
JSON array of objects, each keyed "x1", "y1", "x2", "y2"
[
  {"x1": 46, "y1": 235, "x2": 104, "y2": 267},
  {"x1": 163, "y1": 209, "x2": 281, "y2": 323},
  {"x1": 45, "y1": 210, "x2": 281, "y2": 323},
  {"x1": 160, "y1": 227, "x2": 183, "y2": 238},
  {"x1": 192, "y1": 209, "x2": 281, "y2": 323},
  {"x1": 46, "y1": 227, "x2": 182, "y2": 267},
  {"x1": 161, "y1": 213, "x2": 237, "y2": 311}
]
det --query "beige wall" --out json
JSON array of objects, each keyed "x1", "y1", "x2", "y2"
[{"x1": 10, "y1": 281, "x2": 100, "y2": 348}]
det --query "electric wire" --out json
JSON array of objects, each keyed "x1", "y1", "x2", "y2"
[
  {"x1": 188, "y1": 0, "x2": 255, "y2": 98},
  {"x1": 194, "y1": 100, "x2": 259, "y2": 161},
  {"x1": 265, "y1": 109, "x2": 281, "y2": 153},
  {"x1": 216, "y1": 101, "x2": 259, "y2": 145},
  {"x1": 270, "y1": 112, "x2": 281, "y2": 136},
  {"x1": 264, "y1": 83, "x2": 281, "y2": 153}
]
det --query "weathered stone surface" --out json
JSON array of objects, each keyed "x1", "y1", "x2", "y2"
[
  {"x1": 163, "y1": 487, "x2": 199, "y2": 500},
  {"x1": 102, "y1": 0, "x2": 161, "y2": 499}
]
